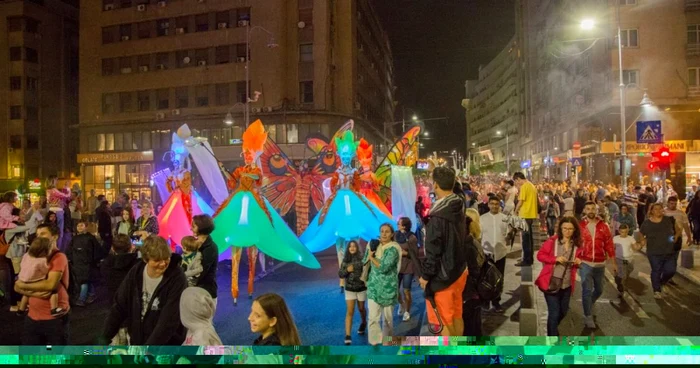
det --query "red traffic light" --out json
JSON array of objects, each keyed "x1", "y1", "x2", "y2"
[{"x1": 648, "y1": 161, "x2": 657, "y2": 170}]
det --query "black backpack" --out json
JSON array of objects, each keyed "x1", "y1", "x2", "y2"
[
  {"x1": 477, "y1": 256, "x2": 504, "y2": 301},
  {"x1": 50, "y1": 251, "x2": 80, "y2": 304}
]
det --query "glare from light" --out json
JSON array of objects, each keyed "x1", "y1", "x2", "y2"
[
  {"x1": 580, "y1": 19, "x2": 596, "y2": 30},
  {"x1": 496, "y1": 131, "x2": 502, "y2": 135},
  {"x1": 412, "y1": 115, "x2": 418, "y2": 121},
  {"x1": 424, "y1": 132, "x2": 429, "y2": 137}
]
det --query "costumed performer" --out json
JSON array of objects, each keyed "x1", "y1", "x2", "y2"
[
  {"x1": 300, "y1": 131, "x2": 394, "y2": 289},
  {"x1": 211, "y1": 120, "x2": 319, "y2": 305},
  {"x1": 356, "y1": 139, "x2": 392, "y2": 217}
]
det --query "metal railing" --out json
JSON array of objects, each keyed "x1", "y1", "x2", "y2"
[
  {"x1": 687, "y1": 0, "x2": 700, "y2": 11},
  {"x1": 687, "y1": 43, "x2": 700, "y2": 56},
  {"x1": 689, "y1": 86, "x2": 700, "y2": 98}
]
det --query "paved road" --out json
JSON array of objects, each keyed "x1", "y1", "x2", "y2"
[{"x1": 531, "y1": 228, "x2": 700, "y2": 337}]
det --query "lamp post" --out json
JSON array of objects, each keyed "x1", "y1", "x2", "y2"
[
  {"x1": 245, "y1": 24, "x2": 277, "y2": 128},
  {"x1": 496, "y1": 130, "x2": 510, "y2": 175},
  {"x1": 223, "y1": 102, "x2": 247, "y2": 126}
]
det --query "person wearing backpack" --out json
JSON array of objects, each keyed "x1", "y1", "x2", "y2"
[
  {"x1": 479, "y1": 196, "x2": 508, "y2": 313},
  {"x1": 14, "y1": 223, "x2": 71, "y2": 345}
]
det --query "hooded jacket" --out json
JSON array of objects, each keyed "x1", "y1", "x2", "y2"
[
  {"x1": 102, "y1": 253, "x2": 187, "y2": 345},
  {"x1": 180, "y1": 287, "x2": 222, "y2": 346},
  {"x1": 578, "y1": 217, "x2": 615, "y2": 264},
  {"x1": 66, "y1": 232, "x2": 101, "y2": 285},
  {"x1": 422, "y1": 193, "x2": 468, "y2": 293},
  {"x1": 101, "y1": 250, "x2": 140, "y2": 301}
]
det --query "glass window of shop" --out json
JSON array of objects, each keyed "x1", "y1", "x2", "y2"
[
  {"x1": 84, "y1": 164, "x2": 117, "y2": 203},
  {"x1": 119, "y1": 164, "x2": 152, "y2": 201}
]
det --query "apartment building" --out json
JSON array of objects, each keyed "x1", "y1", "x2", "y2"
[
  {"x1": 0, "y1": 0, "x2": 79, "y2": 197},
  {"x1": 78, "y1": 0, "x2": 395, "y2": 203}
]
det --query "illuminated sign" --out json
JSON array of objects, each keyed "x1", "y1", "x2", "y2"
[{"x1": 77, "y1": 151, "x2": 154, "y2": 164}]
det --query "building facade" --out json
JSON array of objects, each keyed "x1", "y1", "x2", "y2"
[
  {"x1": 0, "y1": 0, "x2": 79, "y2": 194},
  {"x1": 78, "y1": 0, "x2": 395, "y2": 204},
  {"x1": 518, "y1": 0, "x2": 700, "y2": 190},
  {"x1": 463, "y1": 35, "x2": 522, "y2": 174}
]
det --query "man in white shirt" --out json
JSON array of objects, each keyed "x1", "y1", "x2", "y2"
[{"x1": 480, "y1": 196, "x2": 508, "y2": 313}]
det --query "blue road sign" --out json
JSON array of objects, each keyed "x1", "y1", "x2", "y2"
[
  {"x1": 636, "y1": 120, "x2": 663, "y2": 144},
  {"x1": 520, "y1": 160, "x2": 531, "y2": 169},
  {"x1": 570, "y1": 158, "x2": 583, "y2": 167}
]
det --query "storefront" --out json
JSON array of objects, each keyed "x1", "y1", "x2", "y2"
[{"x1": 77, "y1": 151, "x2": 155, "y2": 204}]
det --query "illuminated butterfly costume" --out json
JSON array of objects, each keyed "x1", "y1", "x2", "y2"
[
  {"x1": 300, "y1": 131, "x2": 394, "y2": 253},
  {"x1": 210, "y1": 120, "x2": 320, "y2": 304},
  {"x1": 356, "y1": 139, "x2": 392, "y2": 217},
  {"x1": 260, "y1": 120, "x2": 353, "y2": 235}
]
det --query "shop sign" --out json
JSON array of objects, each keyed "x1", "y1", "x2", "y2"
[
  {"x1": 601, "y1": 140, "x2": 688, "y2": 154},
  {"x1": 77, "y1": 151, "x2": 154, "y2": 164},
  {"x1": 28, "y1": 179, "x2": 41, "y2": 191}
]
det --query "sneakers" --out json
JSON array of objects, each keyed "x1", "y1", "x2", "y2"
[
  {"x1": 654, "y1": 291, "x2": 663, "y2": 300},
  {"x1": 16, "y1": 309, "x2": 27, "y2": 317},
  {"x1": 86, "y1": 295, "x2": 97, "y2": 305},
  {"x1": 492, "y1": 304, "x2": 505, "y2": 313},
  {"x1": 75, "y1": 300, "x2": 86, "y2": 307},
  {"x1": 583, "y1": 315, "x2": 596, "y2": 329},
  {"x1": 357, "y1": 322, "x2": 366, "y2": 335},
  {"x1": 667, "y1": 279, "x2": 677, "y2": 286},
  {"x1": 344, "y1": 335, "x2": 352, "y2": 345},
  {"x1": 402, "y1": 311, "x2": 410, "y2": 321},
  {"x1": 51, "y1": 307, "x2": 67, "y2": 317}
]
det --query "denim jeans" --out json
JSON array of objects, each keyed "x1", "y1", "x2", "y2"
[
  {"x1": 79, "y1": 283, "x2": 95, "y2": 302},
  {"x1": 21, "y1": 312, "x2": 70, "y2": 345},
  {"x1": 521, "y1": 219, "x2": 534, "y2": 265},
  {"x1": 647, "y1": 253, "x2": 677, "y2": 292},
  {"x1": 579, "y1": 263, "x2": 605, "y2": 317},
  {"x1": 543, "y1": 287, "x2": 572, "y2": 336},
  {"x1": 546, "y1": 217, "x2": 557, "y2": 237}
]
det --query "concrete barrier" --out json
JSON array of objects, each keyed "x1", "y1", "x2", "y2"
[
  {"x1": 680, "y1": 249, "x2": 695, "y2": 269},
  {"x1": 519, "y1": 263, "x2": 539, "y2": 335}
]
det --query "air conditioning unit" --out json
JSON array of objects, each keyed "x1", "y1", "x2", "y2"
[
  {"x1": 217, "y1": 22, "x2": 228, "y2": 29},
  {"x1": 176, "y1": 27, "x2": 185, "y2": 34},
  {"x1": 158, "y1": 0, "x2": 167, "y2": 7},
  {"x1": 104, "y1": 3, "x2": 115, "y2": 11},
  {"x1": 236, "y1": 57, "x2": 246, "y2": 63},
  {"x1": 121, "y1": 67, "x2": 132, "y2": 74},
  {"x1": 172, "y1": 109, "x2": 181, "y2": 115},
  {"x1": 251, "y1": 107, "x2": 261, "y2": 113},
  {"x1": 183, "y1": 57, "x2": 191, "y2": 64},
  {"x1": 238, "y1": 20, "x2": 249, "y2": 27},
  {"x1": 121, "y1": 35, "x2": 130, "y2": 41},
  {"x1": 262, "y1": 106, "x2": 272, "y2": 113},
  {"x1": 155, "y1": 112, "x2": 165, "y2": 120},
  {"x1": 139, "y1": 65, "x2": 149, "y2": 72},
  {"x1": 156, "y1": 64, "x2": 165, "y2": 70},
  {"x1": 197, "y1": 60, "x2": 207, "y2": 66},
  {"x1": 137, "y1": 4, "x2": 146, "y2": 11},
  {"x1": 354, "y1": 102, "x2": 361, "y2": 110}
]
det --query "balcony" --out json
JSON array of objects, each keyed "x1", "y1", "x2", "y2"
[
  {"x1": 687, "y1": 0, "x2": 700, "y2": 11},
  {"x1": 689, "y1": 86, "x2": 700, "y2": 98},
  {"x1": 688, "y1": 43, "x2": 700, "y2": 56}
]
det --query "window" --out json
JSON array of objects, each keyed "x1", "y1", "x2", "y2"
[
  {"x1": 300, "y1": 81, "x2": 314, "y2": 103},
  {"x1": 689, "y1": 25, "x2": 700, "y2": 44},
  {"x1": 157, "y1": 88, "x2": 169, "y2": 109},
  {"x1": 25, "y1": 48, "x2": 38, "y2": 63},
  {"x1": 106, "y1": 133, "x2": 115, "y2": 151},
  {"x1": 621, "y1": 0, "x2": 636, "y2": 4},
  {"x1": 9, "y1": 47, "x2": 21, "y2": 61},
  {"x1": 176, "y1": 87, "x2": 189, "y2": 108},
  {"x1": 195, "y1": 48, "x2": 209, "y2": 64},
  {"x1": 103, "y1": 0, "x2": 115, "y2": 10},
  {"x1": 137, "y1": 21, "x2": 152, "y2": 39},
  {"x1": 299, "y1": 44, "x2": 313, "y2": 62},
  {"x1": 102, "y1": 58, "x2": 115, "y2": 75},
  {"x1": 119, "y1": 0, "x2": 132, "y2": 8},
  {"x1": 119, "y1": 56, "x2": 133, "y2": 72},
  {"x1": 216, "y1": 46, "x2": 230, "y2": 64},
  {"x1": 123, "y1": 132, "x2": 133, "y2": 150},
  {"x1": 137, "y1": 54, "x2": 150, "y2": 71},
  {"x1": 120, "y1": 92, "x2": 133, "y2": 112},
  {"x1": 275, "y1": 124, "x2": 287, "y2": 143},
  {"x1": 195, "y1": 85, "x2": 209, "y2": 107},
  {"x1": 177, "y1": 50, "x2": 191, "y2": 68},
  {"x1": 195, "y1": 14, "x2": 209, "y2": 32},
  {"x1": 102, "y1": 93, "x2": 117, "y2": 114},
  {"x1": 216, "y1": 11, "x2": 230, "y2": 28},
  {"x1": 26, "y1": 77, "x2": 38, "y2": 91},
  {"x1": 689, "y1": 67, "x2": 700, "y2": 86},
  {"x1": 102, "y1": 26, "x2": 116, "y2": 44},
  {"x1": 156, "y1": 52, "x2": 169, "y2": 69},
  {"x1": 26, "y1": 106, "x2": 38, "y2": 120},
  {"x1": 157, "y1": 19, "x2": 169, "y2": 36},
  {"x1": 215, "y1": 83, "x2": 229, "y2": 105},
  {"x1": 299, "y1": 8, "x2": 313, "y2": 28},
  {"x1": 138, "y1": 90, "x2": 151, "y2": 111},
  {"x1": 120, "y1": 24, "x2": 132, "y2": 41},
  {"x1": 620, "y1": 29, "x2": 638, "y2": 47},
  {"x1": 176, "y1": 16, "x2": 189, "y2": 33},
  {"x1": 10, "y1": 106, "x2": 22, "y2": 119},
  {"x1": 622, "y1": 70, "x2": 639, "y2": 85},
  {"x1": 236, "y1": 81, "x2": 247, "y2": 103},
  {"x1": 236, "y1": 7, "x2": 251, "y2": 23},
  {"x1": 235, "y1": 44, "x2": 247, "y2": 59},
  {"x1": 8, "y1": 17, "x2": 22, "y2": 32},
  {"x1": 114, "y1": 132, "x2": 123, "y2": 151},
  {"x1": 10, "y1": 77, "x2": 21, "y2": 90},
  {"x1": 26, "y1": 135, "x2": 38, "y2": 149},
  {"x1": 26, "y1": 18, "x2": 39, "y2": 33},
  {"x1": 10, "y1": 135, "x2": 22, "y2": 149}
]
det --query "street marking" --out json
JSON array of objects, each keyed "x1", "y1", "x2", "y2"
[{"x1": 603, "y1": 269, "x2": 650, "y2": 319}]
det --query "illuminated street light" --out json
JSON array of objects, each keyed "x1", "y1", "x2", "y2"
[
  {"x1": 412, "y1": 115, "x2": 418, "y2": 121},
  {"x1": 639, "y1": 91, "x2": 654, "y2": 107},
  {"x1": 580, "y1": 19, "x2": 596, "y2": 30},
  {"x1": 224, "y1": 112, "x2": 234, "y2": 126},
  {"x1": 424, "y1": 131, "x2": 429, "y2": 137}
]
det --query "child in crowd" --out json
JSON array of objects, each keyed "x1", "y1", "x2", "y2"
[
  {"x1": 613, "y1": 223, "x2": 642, "y2": 296},
  {"x1": 66, "y1": 220, "x2": 101, "y2": 306},
  {"x1": 180, "y1": 236, "x2": 203, "y2": 287},
  {"x1": 337, "y1": 240, "x2": 367, "y2": 345},
  {"x1": 17, "y1": 237, "x2": 64, "y2": 317},
  {"x1": 249, "y1": 293, "x2": 301, "y2": 346},
  {"x1": 180, "y1": 286, "x2": 222, "y2": 346},
  {"x1": 100, "y1": 233, "x2": 139, "y2": 345}
]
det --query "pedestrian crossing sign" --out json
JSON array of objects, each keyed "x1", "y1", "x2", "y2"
[{"x1": 636, "y1": 120, "x2": 663, "y2": 144}]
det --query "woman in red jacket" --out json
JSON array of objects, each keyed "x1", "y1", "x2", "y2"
[{"x1": 535, "y1": 216, "x2": 585, "y2": 336}]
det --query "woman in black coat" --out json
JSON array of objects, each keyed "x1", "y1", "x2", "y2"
[{"x1": 66, "y1": 221, "x2": 102, "y2": 305}]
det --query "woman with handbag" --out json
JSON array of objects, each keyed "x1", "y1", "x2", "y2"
[{"x1": 535, "y1": 216, "x2": 584, "y2": 336}]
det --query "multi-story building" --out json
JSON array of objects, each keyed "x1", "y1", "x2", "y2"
[
  {"x1": 0, "y1": 0, "x2": 79, "y2": 197},
  {"x1": 518, "y1": 0, "x2": 700, "y2": 190},
  {"x1": 463, "y1": 35, "x2": 522, "y2": 174},
  {"x1": 78, "y1": 0, "x2": 395, "y2": 203}
]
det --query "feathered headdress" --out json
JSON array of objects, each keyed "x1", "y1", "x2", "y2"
[
  {"x1": 356, "y1": 138, "x2": 373, "y2": 162},
  {"x1": 242, "y1": 120, "x2": 267, "y2": 153},
  {"x1": 334, "y1": 130, "x2": 359, "y2": 157}
]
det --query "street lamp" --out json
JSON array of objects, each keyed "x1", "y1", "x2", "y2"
[
  {"x1": 640, "y1": 91, "x2": 654, "y2": 106},
  {"x1": 245, "y1": 25, "x2": 278, "y2": 128},
  {"x1": 495, "y1": 130, "x2": 510, "y2": 175},
  {"x1": 580, "y1": 19, "x2": 596, "y2": 30},
  {"x1": 424, "y1": 131, "x2": 429, "y2": 137},
  {"x1": 223, "y1": 102, "x2": 247, "y2": 126},
  {"x1": 412, "y1": 115, "x2": 418, "y2": 121}
]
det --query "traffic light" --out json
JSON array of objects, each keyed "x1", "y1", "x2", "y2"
[{"x1": 650, "y1": 146, "x2": 673, "y2": 171}]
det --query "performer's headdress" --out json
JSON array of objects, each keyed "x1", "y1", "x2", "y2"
[
  {"x1": 334, "y1": 131, "x2": 359, "y2": 157},
  {"x1": 242, "y1": 120, "x2": 267, "y2": 153},
  {"x1": 356, "y1": 138, "x2": 373, "y2": 162}
]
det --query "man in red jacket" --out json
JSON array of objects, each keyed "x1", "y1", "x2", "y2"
[{"x1": 578, "y1": 202, "x2": 616, "y2": 329}]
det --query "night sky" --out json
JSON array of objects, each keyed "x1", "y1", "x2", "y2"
[{"x1": 373, "y1": 0, "x2": 515, "y2": 157}]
